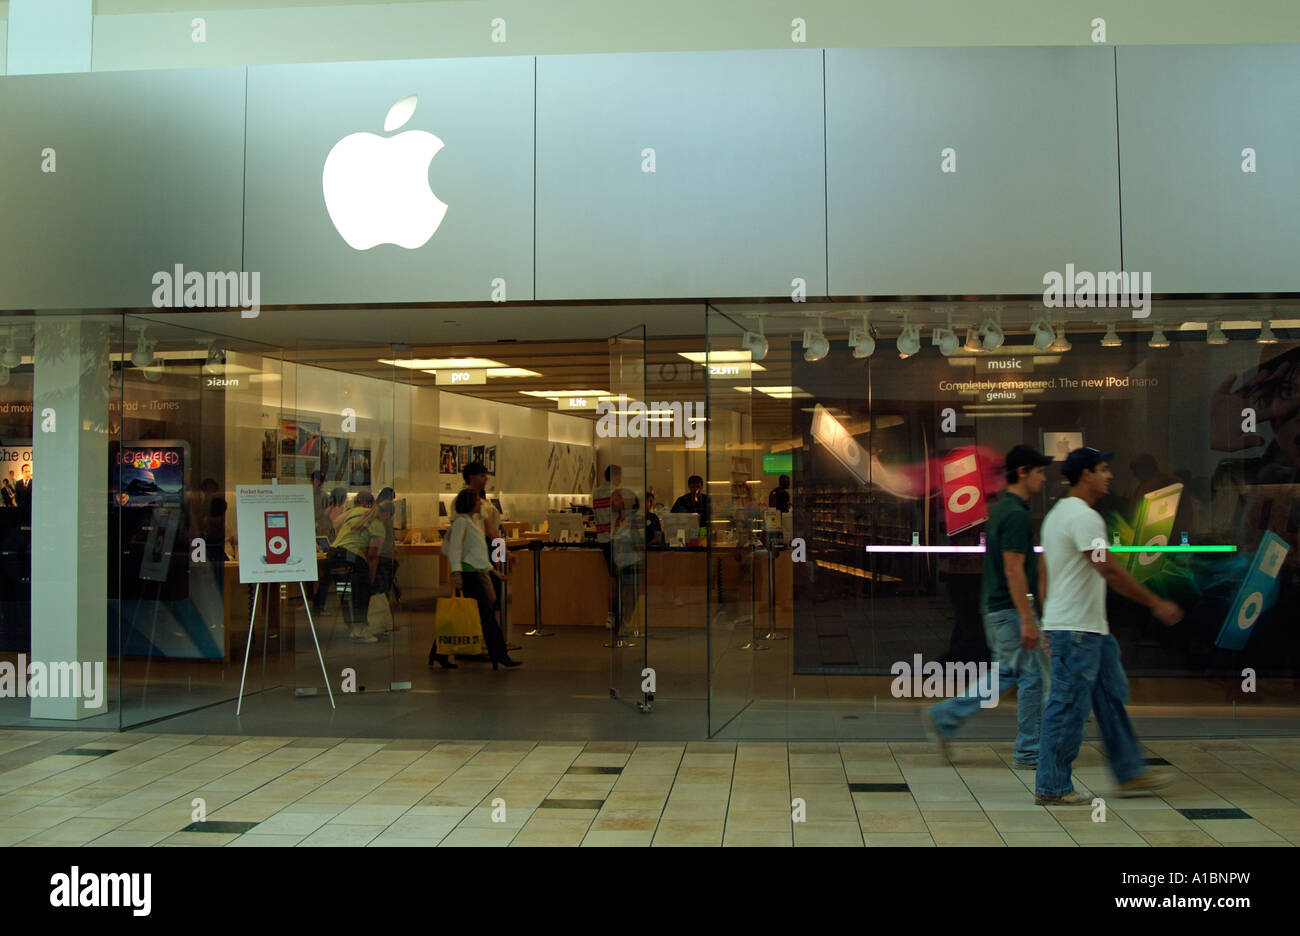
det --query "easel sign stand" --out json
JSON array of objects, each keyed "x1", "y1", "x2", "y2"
[{"x1": 234, "y1": 482, "x2": 335, "y2": 714}]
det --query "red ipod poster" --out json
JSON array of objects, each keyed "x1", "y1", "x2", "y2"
[
  {"x1": 940, "y1": 449, "x2": 988, "y2": 535},
  {"x1": 234, "y1": 484, "x2": 317, "y2": 584}
]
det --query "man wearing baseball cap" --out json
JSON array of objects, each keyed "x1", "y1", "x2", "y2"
[
  {"x1": 925, "y1": 445, "x2": 1053, "y2": 766},
  {"x1": 1034, "y1": 447, "x2": 1184, "y2": 805}
]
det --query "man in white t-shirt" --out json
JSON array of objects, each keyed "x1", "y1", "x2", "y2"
[
  {"x1": 1034, "y1": 447, "x2": 1184, "y2": 805},
  {"x1": 463, "y1": 461, "x2": 513, "y2": 606}
]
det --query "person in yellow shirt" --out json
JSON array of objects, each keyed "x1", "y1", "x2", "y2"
[{"x1": 329, "y1": 489, "x2": 385, "y2": 643}]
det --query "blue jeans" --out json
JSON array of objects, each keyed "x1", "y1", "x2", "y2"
[
  {"x1": 929, "y1": 608, "x2": 1047, "y2": 766},
  {"x1": 1036, "y1": 631, "x2": 1146, "y2": 797}
]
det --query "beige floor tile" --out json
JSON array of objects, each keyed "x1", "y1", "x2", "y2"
[
  {"x1": 1002, "y1": 832, "x2": 1077, "y2": 847},
  {"x1": 985, "y1": 810, "x2": 1065, "y2": 833},
  {"x1": 1194, "y1": 819, "x2": 1288, "y2": 844},
  {"x1": 855, "y1": 810, "x2": 928, "y2": 834},
  {"x1": 663, "y1": 798, "x2": 728, "y2": 820},
  {"x1": 1108, "y1": 808, "x2": 1195, "y2": 831},
  {"x1": 159, "y1": 831, "x2": 242, "y2": 846},
  {"x1": 864, "y1": 832, "x2": 935, "y2": 847},
  {"x1": 83, "y1": 829, "x2": 171, "y2": 847},
  {"x1": 601, "y1": 791, "x2": 668, "y2": 811},
  {"x1": 590, "y1": 808, "x2": 663, "y2": 832},
  {"x1": 581, "y1": 829, "x2": 655, "y2": 847},
  {"x1": 793, "y1": 821, "x2": 864, "y2": 846},
  {"x1": 1139, "y1": 829, "x2": 1222, "y2": 846},
  {"x1": 850, "y1": 792, "x2": 919, "y2": 812},
  {"x1": 249, "y1": 812, "x2": 332, "y2": 836},
  {"x1": 438, "y1": 827, "x2": 517, "y2": 846},
  {"x1": 927, "y1": 822, "x2": 1004, "y2": 846},
  {"x1": 19, "y1": 817, "x2": 124, "y2": 845},
  {"x1": 724, "y1": 830, "x2": 792, "y2": 847},
  {"x1": 789, "y1": 768, "x2": 847, "y2": 785},
  {"x1": 1244, "y1": 808, "x2": 1300, "y2": 832},
  {"x1": 456, "y1": 805, "x2": 533, "y2": 829},
  {"x1": 726, "y1": 808, "x2": 794, "y2": 832},
  {"x1": 652, "y1": 819, "x2": 724, "y2": 845},
  {"x1": 331, "y1": 803, "x2": 413, "y2": 825},
  {"x1": 297, "y1": 824, "x2": 386, "y2": 847},
  {"x1": 729, "y1": 791, "x2": 794, "y2": 811},
  {"x1": 1057, "y1": 821, "x2": 1146, "y2": 845},
  {"x1": 227, "y1": 833, "x2": 305, "y2": 847}
]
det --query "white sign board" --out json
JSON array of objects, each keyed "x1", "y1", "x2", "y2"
[{"x1": 235, "y1": 483, "x2": 317, "y2": 584}]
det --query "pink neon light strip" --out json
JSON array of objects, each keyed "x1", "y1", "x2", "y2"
[{"x1": 862, "y1": 545, "x2": 1047, "y2": 553}]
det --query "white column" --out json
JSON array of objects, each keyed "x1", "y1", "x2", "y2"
[{"x1": 30, "y1": 319, "x2": 109, "y2": 719}]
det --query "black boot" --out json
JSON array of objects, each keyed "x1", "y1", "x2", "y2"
[{"x1": 429, "y1": 652, "x2": 458, "y2": 669}]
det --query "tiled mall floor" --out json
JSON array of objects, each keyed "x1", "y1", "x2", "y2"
[{"x1": 1, "y1": 730, "x2": 1298, "y2": 846}]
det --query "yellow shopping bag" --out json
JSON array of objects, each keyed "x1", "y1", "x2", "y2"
[{"x1": 435, "y1": 595, "x2": 484, "y2": 657}]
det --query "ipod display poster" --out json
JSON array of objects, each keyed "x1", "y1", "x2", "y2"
[{"x1": 234, "y1": 484, "x2": 317, "y2": 584}]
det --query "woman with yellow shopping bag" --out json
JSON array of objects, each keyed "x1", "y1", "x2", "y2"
[{"x1": 431, "y1": 488, "x2": 521, "y2": 670}]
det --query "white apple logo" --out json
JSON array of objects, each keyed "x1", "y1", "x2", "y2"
[{"x1": 322, "y1": 94, "x2": 447, "y2": 250}]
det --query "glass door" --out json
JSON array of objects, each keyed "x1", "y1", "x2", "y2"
[
  {"x1": 705, "y1": 306, "x2": 757, "y2": 735},
  {"x1": 608, "y1": 325, "x2": 649, "y2": 708}
]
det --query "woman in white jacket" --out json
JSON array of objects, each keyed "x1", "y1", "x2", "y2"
[{"x1": 441, "y1": 488, "x2": 520, "y2": 669}]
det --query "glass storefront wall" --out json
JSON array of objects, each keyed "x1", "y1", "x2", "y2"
[
  {"x1": 706, "y1": 303, "x2": 1300, "y2": 738},
  {"x1": 0, "y1": 303, "x2": 1295, "y2": 738}
]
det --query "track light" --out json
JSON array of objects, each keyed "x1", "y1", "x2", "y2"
[
  {"x1": 802, "y1": 318, "x2": 829, "y2": 362},
  {"x1": 143, "y1": 361, "x2": 164, "y2": 383},
  {"x1": 1049, "y1": 322, "x2": 1072, "y2": 352},
  {"x1": 979, "y1": 315, "x2": 1004, "y2": 352},
  {"x1": 849, "y1": 315, "x2": 875, "y2": 359},
  {"x1": 930, "y1": 311, "x2": 958, "y2": 357},
  {"x1": 897, "y1": 315, "x2": 921, "y2": 357},
  {"x1": 742, "y1": 318, "x2": 768, "y2": 361},
  {"x1": 1, "y1": 328, "x2": 19, "y2": 369},
  {"x1": 1207, "y1": 321, "x2": 1229, "y2": 345},
  {"x1": 203, "y1": 342, "x2": 227, "y2": 375},
  {"x1": 131, "y1": 330, "x2": 156, "y2": 368},
  {"x1": 1030, "y1": 317, "x2": 1055, "y2": 351},
  {"x1": 963, "y1": 327, "x2": 983, "y2": 353},
  {"x1": 1148, "y1": 323, "x2": 1170, "y2": 349},
  {"x1": 1101, "y1": 323, "x2": 1122, "y2": 348},
  {"x1": 1258, "y1": 320, "x2": 1278, "y2": 345}
]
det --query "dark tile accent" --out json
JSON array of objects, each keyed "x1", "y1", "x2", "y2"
[
  {"x1": 1177, "y1": 808, "x2": 1251, "y2": 821},
  {"x1": 565, "y1": 765, "x2": 623, "y2": 775},
  {"x1": 181, "y1": 821, "x2": 260, "y2": 834},
  {"x1": 58, "y1": 748, "x2": 115, "y2": 757},
  {"x1": 849, "y1": 783, "x2": 910, "y2": 793},
  {"x1": 538, "y1": 798, "x2": 606, "y2": 810},
  {"x1": 1143, "y1": 756, "x2": 1171, "y2": 766}
]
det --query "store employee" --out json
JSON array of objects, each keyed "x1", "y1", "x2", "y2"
[{"x1": 671, "y1": 475, "x2": 710, "y2": 525}]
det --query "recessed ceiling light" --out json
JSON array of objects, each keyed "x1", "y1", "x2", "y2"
[
  {"x1": 379, "y1": 357, "x2": 506, "y2": 369},
  {"x1": 519, "y1": 389, "x2": 609, "y2": 399}
]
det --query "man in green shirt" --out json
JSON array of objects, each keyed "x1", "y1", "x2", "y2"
[{"x1": 924, "y1": 445, "x2": 1052, "y2": 768}]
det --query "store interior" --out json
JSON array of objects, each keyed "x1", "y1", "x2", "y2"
[{"x1": 0, "y1": 300, "x2": 1297, "y2": 738}]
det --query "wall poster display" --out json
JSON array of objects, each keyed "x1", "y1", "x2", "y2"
[
  {"x1": 321, "y1": 436, "x2": 349, "y2": 483},
  {"x1": 439, "y1": 444, "x2": 457, "y2": 475},
  {"x1": 349, "y1": 448, "x2": 372, "y2": 487},
  {"x1": 485, "y1": 445, "x2": 496, "y2": 475}
]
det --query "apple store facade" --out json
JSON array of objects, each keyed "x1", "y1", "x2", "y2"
[{"x1": 0, "y1": 42, "x2": 1298, "y2": 739}]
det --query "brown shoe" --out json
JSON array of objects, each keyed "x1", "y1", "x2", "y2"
[{"x1": 1117, "y1": 773, "x2": 1171, "y2": 797}]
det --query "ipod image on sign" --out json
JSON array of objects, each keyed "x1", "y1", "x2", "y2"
[
  {"x1": 1216, "y1": 532, "x2": 1291, "y2": 651},
  {"x1": 264, "y1": 510, "x2": 291, "y2": 564},
  {"x1": 1127, "y1": 482, "x2": 1182, "y2": 582}
]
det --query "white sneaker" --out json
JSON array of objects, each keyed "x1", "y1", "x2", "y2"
[{"x1": 349, "y1": 630, "x2": 378, "y2": 644}]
